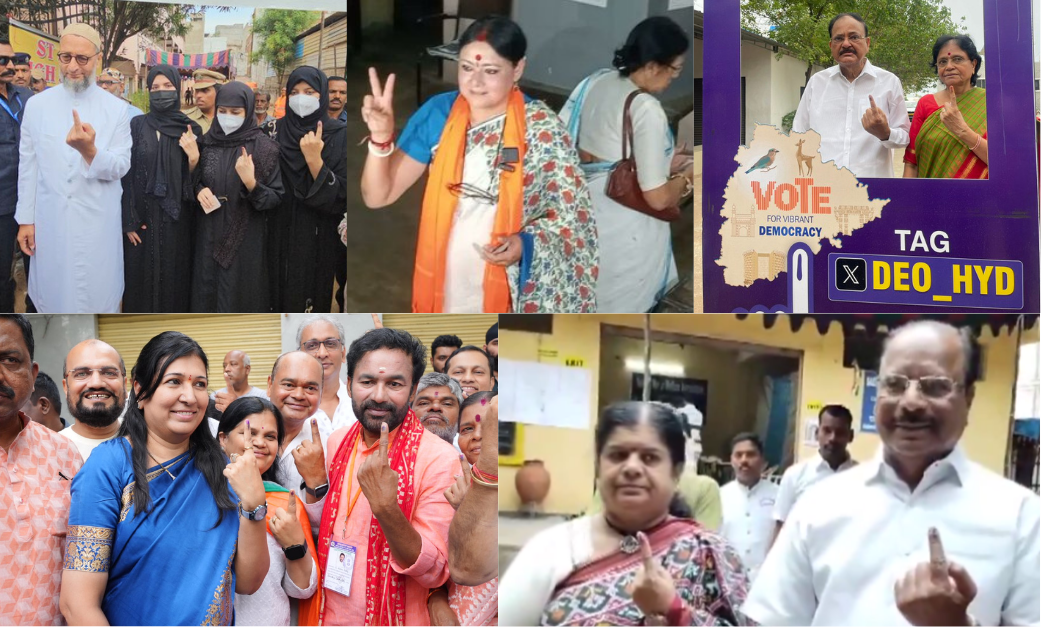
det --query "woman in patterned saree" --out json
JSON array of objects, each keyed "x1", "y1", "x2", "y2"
[
  {"x1": 360, "y1": 15, "x2": 598, "y2": 314},
  {"x1": 499, "y1": 402, "x2": 750, "y2": 626},
  {"x1": 904, "y1": 35, "x2": 988, "y2": 179},
  {"x1": 59, "y1": 332, "x2": 270, "y2": 625}
]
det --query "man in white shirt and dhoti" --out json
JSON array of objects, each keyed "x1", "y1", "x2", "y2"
[
  {"x1": 792, "y1": 13, "x2": 910, "y2": 178},
  {"x1": 744, "y1": 320, "x2": 1040, "y2": 626},
  {"x1": 15, "y1": 23, "x2": 131, "y2": 313}
]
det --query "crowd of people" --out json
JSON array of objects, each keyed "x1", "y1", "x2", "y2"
[
  {"x1": 1, "y1": 12, "x2": 699, "y2": 315},
  {"x1": 0, "y1": 315, "x2": 500, "y2": 625},
  {"x1": 500, "y1": 320, "x2": 1039, "y2": 626},
  {"x1": 791, "y1": 12, "x2": 988, "y2": 180},
  {"x1": 0, "y1": 23, "x2": 348, "y2": 315}
]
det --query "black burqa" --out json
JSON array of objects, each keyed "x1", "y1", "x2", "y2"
[
  {"x1": 271, "y1": 66, "x2": 348, "y2": 313},
  {"x1": 191, "y1": 81, "x2": 284, "y2": 312},
  {"x1": 122, "y1": 65, "x2": 203, "y2": 312}
]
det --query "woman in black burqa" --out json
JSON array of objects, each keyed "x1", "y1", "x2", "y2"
[
  {"x1": 271, "y1": 66, "x2": 348, "y2": 313},
  {"x1": 121, "y1": 64, "x2": 202, "y2": 312},
  {"x1": 191, "y1": 81, "x2": 284, "y2": 312}
]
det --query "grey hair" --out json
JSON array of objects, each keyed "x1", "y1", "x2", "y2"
[
  {"x1": 882, "y1": 320, "x2": 979, "y2": 389},
  {"x1": 296, "y1": 315, "x2": 346, "y2": 347},
  {"x1": 415, "y1": 372, "x2": 464, "y2": 405}
]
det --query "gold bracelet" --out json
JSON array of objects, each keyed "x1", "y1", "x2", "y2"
[{"x1": 470, "y1": 465, "x2": 499, "y2": 489}]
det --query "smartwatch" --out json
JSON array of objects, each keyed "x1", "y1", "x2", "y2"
[
  {"x1": 239, "y1": 501, "x2": 267, "y2": 522},
  {"x1": 282, "y1": 544, "x2": 307, "y2": 561},
  {"x1": 300, "y1": 480, "x2": 329, "y2": 501}
]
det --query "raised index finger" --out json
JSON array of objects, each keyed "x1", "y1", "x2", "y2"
[
  {"x1": 288, "y1": 489, "x2": 298, "y2": 516},
  {"x1": 927, "y1": 527, "x2": 947, "y2": 575},
  {"x1": 72, "y1": 109, "x2": 81, "y2": 126},
  {"x1": 379, "y1": 421, "x2": 389, "y2": 462},
  {"x1": 458, "y1": 454, "x2": 468, "y2": 475},
  {"x1": 242, "y1": 418, "x2": 253, "y2": 452},
  {"x1": 368, "y1": 67, "x2": 383, "y2": 101},
  {"x1": 868, "y1": 95, "x2": 877, "y2": 111},
  {"x1": 310, "y1": 417, "x2": 321, "y2": 443},
  {"x1": 636, "y1": 531, "x2": 655, "y2": 567}
]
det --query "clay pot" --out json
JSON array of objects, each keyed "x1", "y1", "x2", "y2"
[{"x1": 515, "y1": 460, "x2": 551, "y2": 506}]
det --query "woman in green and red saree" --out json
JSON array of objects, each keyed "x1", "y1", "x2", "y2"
[
  {"x1": 359, "y1": 15, "x2": 598, "y2": 314},
  {"x1": 499, "y1": 402, "x2": 751, "y2": 626},
  {"x1": 904, "y1": 35, "x2": 988, "y2": 179}
]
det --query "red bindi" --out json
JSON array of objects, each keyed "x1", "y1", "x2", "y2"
[
  {"x1": 475, "y1": 415, "x2": 481, "y2": 422},
  {"x1": 476, "y1": 54, "x2": 482, "y2": 61}
]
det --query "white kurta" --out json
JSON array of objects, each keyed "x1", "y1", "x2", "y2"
[{"x1": 15, "y1": 84, "x2": 131, "y2": 313}]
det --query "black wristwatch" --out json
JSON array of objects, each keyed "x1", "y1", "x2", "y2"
[
  {"x1": 300, "y1": 480, "x2": 329, "y2": 501},
  {"x1": 282, "y1": 543, "x2": 307, "y2": 561}
]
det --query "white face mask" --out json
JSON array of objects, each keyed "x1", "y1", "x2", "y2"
[
  {"x1": 217, "y1": 113, "x2": 245, "y2": 134},
  {"x1": 288, "y1": 93, "x2": 320, "y2": 118}
]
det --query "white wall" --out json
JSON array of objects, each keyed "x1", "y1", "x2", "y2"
[
  {"x1": 770, "y1": 52, "x2": 809, "y2": 127},
  {"x1": 279, "y1": 314, "x2": 383, "y2": 382},
  {"x1": 741, "y1": 43, "x2": 772, "y2": 138},
  {"x1": 28, "y1": 315, "x2": 100, "y2": 425}
]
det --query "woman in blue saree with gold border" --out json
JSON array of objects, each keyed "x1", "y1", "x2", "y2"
[{"x1": 60, "y1": 331, "x2": 270, "y2": 625}]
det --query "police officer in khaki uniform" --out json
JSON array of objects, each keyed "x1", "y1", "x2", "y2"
[
  {"x1": 29, "y1": 67, "x2": 47, "y2": 94},
  {"x1": 183, "y1": 68, "x2": 225, "y2": 133}
]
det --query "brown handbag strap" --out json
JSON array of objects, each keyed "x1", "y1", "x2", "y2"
[{"x1": 620, "y1": 89, "x2": 643, "y2": 161}]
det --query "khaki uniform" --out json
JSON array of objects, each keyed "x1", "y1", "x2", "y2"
[
  {"x1": 186, "y1": 69, "x2": 227, "y2": 134},
  {"x1": 184, "y1": 106, "x2": 213, "y2": 133}
]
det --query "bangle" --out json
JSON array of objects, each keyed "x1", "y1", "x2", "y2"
[
  {"x1": 368, "y1": 141, "x2": 394, "y2": 158},
  {"x1": 472, "y1": 465, "x2": 498, "y2": 483},
  {"x1": 670, "y1": 173, "x2": 694, "y2": 197},
  {"x1": 470, "y1": 464, "x2": 498, "y2": 488},
  {"x1": 971, "y1": 133, "x2": 982, "y2": 151}
]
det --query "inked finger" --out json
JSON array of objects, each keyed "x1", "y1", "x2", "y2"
[
  {"x1": 928, "y1": 527, "x2": 947, "y2": 578},
  {"x1": 288, "y1": 490, "x2": 298, "y2": 516}
]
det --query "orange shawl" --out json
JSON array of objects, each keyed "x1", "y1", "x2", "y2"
[
  {"x1": 263, "y1": 487, "x2": 323, "y2": 626},
  {"x1": 412, "y1": 88, "x2": 527, "y2": 313}
]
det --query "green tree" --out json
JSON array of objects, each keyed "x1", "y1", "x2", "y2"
[
  {"x1": 251, "y1": 9, "x2": 319, "y2": 89},
  {"x1": 742, "y1": 0, "x2": 964, "y2": 94}
]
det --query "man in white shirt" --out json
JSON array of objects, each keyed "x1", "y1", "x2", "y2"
[
  {"x1": 15, "y1": 23, "x2": 131, "y2": 312},
  {"x1": 212, "y1": 350, "x2": 267, "y2": 411},
  {"x1": 792, "y1": 13, "x2": 910, "y2": 178},
  {"x1": 58, "y1": 339, "x2": 126, "y2": 461},
  {"x1": 719, "y1": 433, "x2": 778, "y2": 582},
  {"x1": 298, "y1": 316, "x2": 354, "y2": 433},
  {"x1": 771, "y1": 404, "x2": 856, "y2": 545},
  {"x1": 745, "y1": 321, "x2": 1040, "y2": 626},
  {"x1": 268, "y1": 351, "x2": 330, "y2": 498},
  {"x1": 413, "y1": 372, "x2": 463, "y2": 450}
]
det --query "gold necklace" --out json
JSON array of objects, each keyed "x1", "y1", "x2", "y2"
[{"x1": 147, "y1": 449, "x2": 179, "y2": 480}]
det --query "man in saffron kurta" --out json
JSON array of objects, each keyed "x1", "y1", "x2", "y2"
[
  {"x1": 304, "y1": 328, "x2": 458, "y2": 626},
  {"x1": 15, "y1": 24, "x2": 131, "y2": 313}
]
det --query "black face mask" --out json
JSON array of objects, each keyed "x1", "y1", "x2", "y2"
[{"x1": 149, "y1": 90, "x2": 180, "y2": 113}]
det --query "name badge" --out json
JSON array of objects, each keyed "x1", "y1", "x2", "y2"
[{"x1": 325, "y1": 541, "x2": 357, "y2": 597}]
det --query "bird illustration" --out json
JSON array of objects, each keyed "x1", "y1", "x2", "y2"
[{"x1": 745, "y1": 148, "x2": 780, "y2": 174}]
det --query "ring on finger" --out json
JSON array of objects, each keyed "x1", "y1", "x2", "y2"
[{"x1": 230, "y1": 453, "x2": 240, "y2": 462}]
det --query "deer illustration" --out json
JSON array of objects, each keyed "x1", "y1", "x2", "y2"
[{"x1": 795, "y1": 139, "x2": 814, "y2": 176}]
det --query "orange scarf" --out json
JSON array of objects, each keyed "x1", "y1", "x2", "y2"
[
  {"x1": 412, "y1": 89, "x2": 527, "y2": 313},
  {"x1": 264, "y1": 488, "x2": 323, "y2": 626}
]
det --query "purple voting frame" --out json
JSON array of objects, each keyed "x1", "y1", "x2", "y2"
[{"x1": 702, "y1": 0, "x2": 1040, "y2": 313}]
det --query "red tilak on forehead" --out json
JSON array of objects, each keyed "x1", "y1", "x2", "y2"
[{"x1": 476, "y1": 54, "x2": 482, "y2": 61}]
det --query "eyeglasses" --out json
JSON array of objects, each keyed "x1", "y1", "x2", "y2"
[
  {"x1": 302, "y1": 339, "x2": 343, "y2": 353},
  {"x1": 97, "y1": 79, "x2": 118, "y2": 87},
  {"x1": 878, "y1": 374, "x2": 961, "y2": 399},
  {"x1": 0, "y1": 53, "x2": 31, "y2": 66},
  {"x1": 831, "y1": 34, "x2": 865, "y2": 45},
  {"x1": 936, "y1": 55, "x2": 969, "y2": 68},
  {"x1": 66, "y1": 367, "x2": 123, "y2": 381},
  {"x1": 57, "y1": 51, "x2": 100, "y2": 66}
]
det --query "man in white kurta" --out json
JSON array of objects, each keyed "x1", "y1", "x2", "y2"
[{"x1": 15, "y1": 24, "x2": 130, "y2": 313}]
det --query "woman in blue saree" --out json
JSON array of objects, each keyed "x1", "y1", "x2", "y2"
[{"x1": 59, "y1": 331, "x2": 270, "y2": 625}]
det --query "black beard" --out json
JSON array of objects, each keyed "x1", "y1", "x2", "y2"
[
  {"x1": 70, "y1": 392, "x2": 124, "y2": 428},
  {"x1": 352, "y1": 398, "x2": 409, "y2": 435}
]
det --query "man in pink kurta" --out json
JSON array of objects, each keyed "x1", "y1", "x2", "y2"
[{"x1": 304, "y1": 328, "x2": 458, "y2": 626}]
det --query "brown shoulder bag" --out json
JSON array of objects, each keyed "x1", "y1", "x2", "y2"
[{"x1": 605, "y1": 90, "x2": 682, "y2": 222}]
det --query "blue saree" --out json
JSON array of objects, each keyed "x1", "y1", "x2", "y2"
[{"x1": 65, "y1": 438, "x2": 239, "y2": 625}]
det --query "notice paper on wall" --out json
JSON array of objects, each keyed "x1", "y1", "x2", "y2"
[{"x1": 498, "y1": 359, "x2": 592, "y2": 430}]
